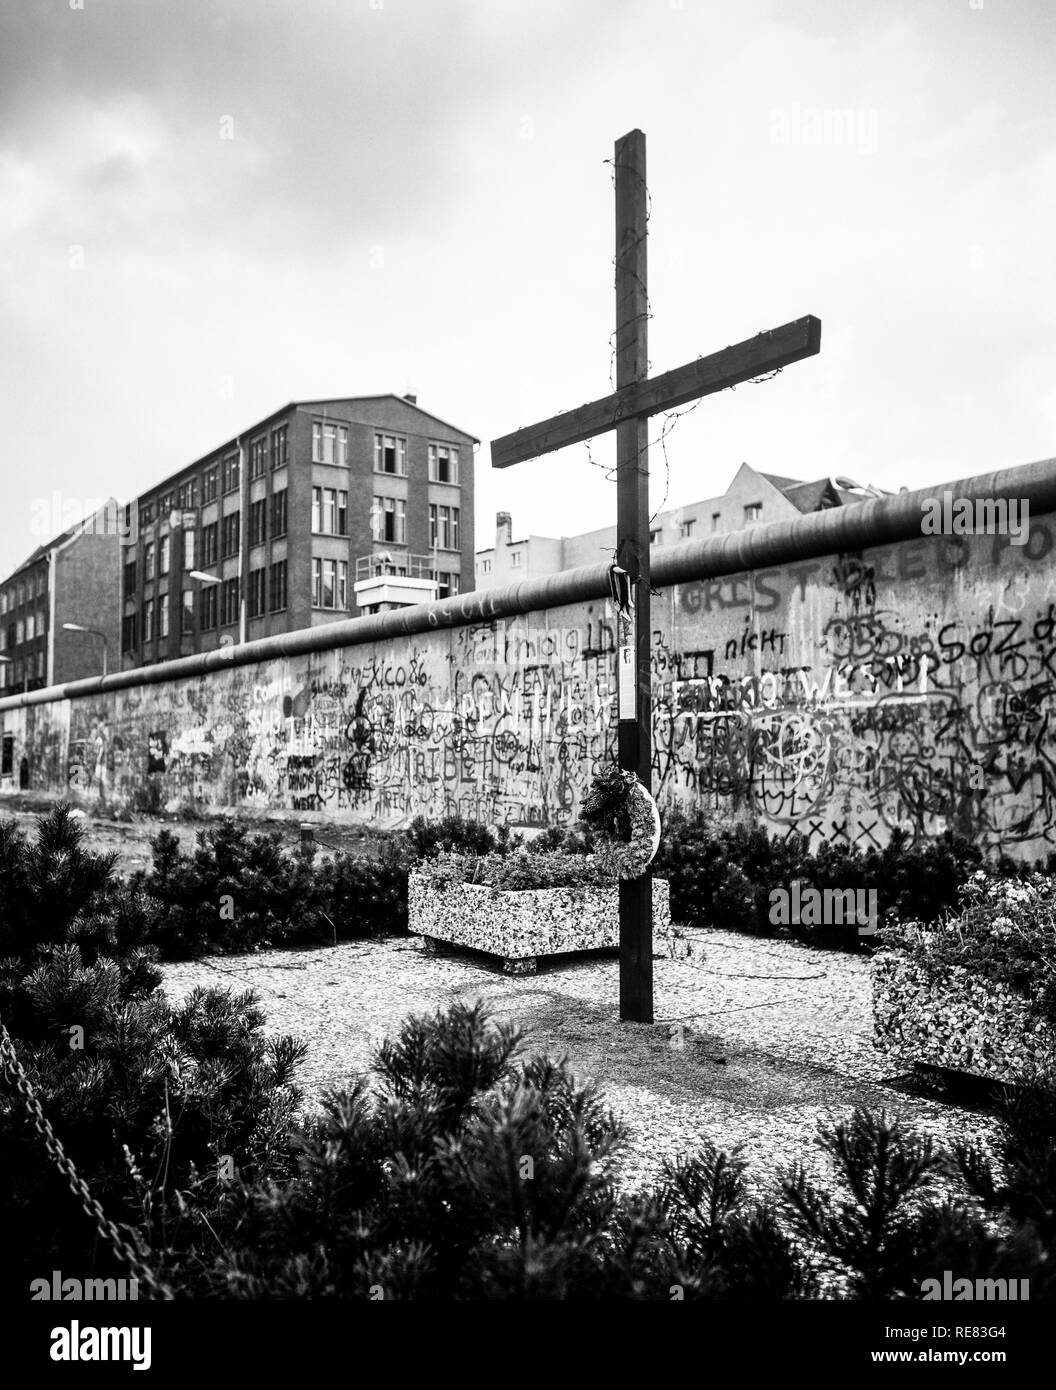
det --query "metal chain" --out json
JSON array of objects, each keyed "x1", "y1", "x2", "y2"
[{"x1": 0, "y1": 1018, "x2": 174, "y2": 1300}]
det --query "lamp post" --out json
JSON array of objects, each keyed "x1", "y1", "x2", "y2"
[
  {"x1": 190, "y1": 571, "x2": 246, "y2": 645},
  {"x1": 61, "y1": 622, "x2": 108, "y2": 677}
]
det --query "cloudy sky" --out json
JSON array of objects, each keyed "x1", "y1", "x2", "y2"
[{"x1": 1, "y1": 0, "x2": 1054, "y2": 575}]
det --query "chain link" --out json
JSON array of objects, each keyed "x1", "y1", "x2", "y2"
[{"x1": 0, "y1": 1018, "x2": 174, "y2": 1300}]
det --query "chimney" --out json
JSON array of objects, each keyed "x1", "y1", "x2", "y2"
[
  {"x1": 404, "y1": 393, "x2": 417, "y2": 405},
  {"x1": 496, "y1": 511, "x2": 512, "y2": 547}
]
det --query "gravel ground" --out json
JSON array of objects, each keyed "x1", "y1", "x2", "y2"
[{"x1": 161, "y1": 925, "x2": 1001, "y2": 1204}]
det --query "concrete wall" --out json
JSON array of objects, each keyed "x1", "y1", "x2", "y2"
[{"x1": 3, "y1": 495, "x2": 1055, "y2": 860}]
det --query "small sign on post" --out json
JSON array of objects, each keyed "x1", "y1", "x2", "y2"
[{"x1": 617, "y1": 601, "x2": 636, "y2": 722}]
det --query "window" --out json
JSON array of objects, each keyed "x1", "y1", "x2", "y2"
[
  {"x1": 36, "y1": 572, "x2": 45, "y2": 595},
  {"x1": 434, "y1": 571, "x2": 460, "y2": 599},
  {"x1": 159, "y1": 535, "x2": 170, "y2": 576},
  {"x1": 312, "y1": 487, "x2": 348, "y2": 535},
  {"x1": 649, "y1": 528, "x2": 662, "y2": 545},
  {"x1": 139, "y1": 503, "x2": 153, "y2": 529},
  {"x1": 143, "y1": 543, "x2": 155, "y2": 580},
  {"x1": 37, "y1": 606, "x2": 45, "y2": 635},
  {"x1": 247, "y1": 567, "x2": 267, "y2": 619},
  {"x1": 250, "y1": 498, "x2": 267, "y2": 548},
  {"x1": 249, "y1": 437, "x2": 268, "y2": 478},
  {"x1": 312, "y1": 422, "x2": 348, "y2": 465},
  {"x1": 143, "y1": 599, "x2": 154, "y2": 642},
  {"x1": 0, "y1": 592, "x2": 5, "y2": 614},
  {"x1": 428, "y1": 443, "x2": 459, "y2": 484},
  {"x1": 122, "y1": 614, "x2": 138, "y2": 651},
  {"x1": 679, "y1": 519, "x2": 695, "y2": 539},
  {"x1": 511, "y1": 552, "x2": 521, "y2": 567},
  {"x1": 159, "y1": 492, "x2": 174, "y2": 515},
  {"x1": 181, "y1": 589, "x2": 195, "y2": 633},
  {"x1": 200, "y1": 586, "x2": 218, "y2": 630},
  {"x1": 372, "y1": 496, "x2": 406, "y2": 544},
  {"x1": 182, "y1": 529, "x2": 195, "y2": 570},
  {"x1": 15, "y1": 619, "x2": 24, "y2": 645},
  {"x1": 271, "y1": 489, "x2": 288, "y2": 538},
  {"x1": 201, "y1": 523, "x2": 219, "y2": 567},
  {"x1": 221, "y1": 512, "x2": 240, "y2": 559},
  {"x1": 270, "y1": 425, "x2": 288, "y2": 469},
  {"x1": 203, "y1": 467, "x2": 219, "y2": 503},
  {"x1": 25, "y1": 613, "x2": 35, "y2": 641},
  {"x1": 744, "y1": 503, "x2": 763, "y2": 522},
  {"x1": 312, "y1": 557, "x2": 347, "y2": 609},
  {"x1": 429, "y1": 504, "x2": 460, "y2": 551},
  {"x1": 17, "y1": 583, "x2": 25, "y2": 606},
  {"x1": 0, "y1": 627, "x2": 5, "y2": 651},
  {"x1": 220, "y1": 578, "x2": 240, "y2": 627},
  {"x1": 479, "y1": 558, "x2": 491, "y2": 574},
  {"x1": 374, "y1": 433, "x2": 407, "y2": 475},
  {"x1": 711, "y1": 512, "x2": 721, "y2": 531},
  {"x1": 269, "y1": 559, "x2": 287, "y2": 612},
  {"x1": 123, "y1": 559, "x2": 137, "y2": 597},
  {"x1": 177, "y1": 479, "x2": 197, "y2": 509},
  {"x1": 159, "y1": 597, "x2": 169, "y2": 639},
  {"x1": 222, "y1": 452, "x2": 240, "y2": 494},
  {"x1": 36, "y1": 651, "x2": 45, "y2": 679}
]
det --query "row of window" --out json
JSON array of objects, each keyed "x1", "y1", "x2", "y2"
[
  {"x1": 124, "y1": 493, "x2": 290, "y2": 595},
  {"x1": 134, "y1": 424, "x2": 462, "y2": 534},
  {"x1": 0, "y1": 572, "x2": 46, "y2": 613},
  {"x1": 2, "y1": 607, "x2": 47, "y2": 649},
  {"x1": 121, "y1": 562, "x2": 290, "y2": 650},
  {"x1": 369, "y1": 501, "x2": 461, "y2": 549},
  {"x1": 0, "y1": 651, "x2": 46, "y2": 687},
  {"x1": 139, "y1": 428, "x2": 291, "y2": 526}
]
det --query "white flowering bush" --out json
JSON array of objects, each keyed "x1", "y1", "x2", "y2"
[{"x1": 878, "y1": 871, "x2": 1056, "y2": 1023}]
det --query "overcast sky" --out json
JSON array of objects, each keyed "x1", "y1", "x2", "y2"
[{"x1": 1, "y1": 0, "x2": 1054, "y2": 574}]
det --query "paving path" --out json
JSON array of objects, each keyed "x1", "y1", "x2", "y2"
[{"x1": 162, "y1": 926, "x2": 1000, "y2": 1201}]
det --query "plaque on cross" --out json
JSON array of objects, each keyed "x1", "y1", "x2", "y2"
[{"x1": 490, "y1": 128, "x2": 822, "y2": 1023}]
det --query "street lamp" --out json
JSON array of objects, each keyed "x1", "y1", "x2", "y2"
[
  {"x1": 190, "y1": 571, "x2": 246, "y2": 644},
  {"x1": 62, "y1": 622, "x2": 108, "y2": 676}
]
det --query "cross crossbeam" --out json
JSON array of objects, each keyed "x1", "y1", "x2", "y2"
[
  {"x1": 489, "y1": 129, "x2": 821, "y2": 1022},
  {"x1": 491, "y1": 315, "x2": 822, "y2": 470}
]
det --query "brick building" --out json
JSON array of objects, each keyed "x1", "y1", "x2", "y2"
[
  {"x1": 120, "y1": 395, "x2": 477, "y2": 669},
  {"x1": 0, "y1": 502, "x2": 122, "y2": 698}
]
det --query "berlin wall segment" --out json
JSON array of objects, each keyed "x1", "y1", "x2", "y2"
[{"x1": 2, "y1": 516, "x2": 1056, "y2": 860}]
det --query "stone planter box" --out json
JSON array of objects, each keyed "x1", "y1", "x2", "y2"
[
  {"x1": 872, "y1": 954, "x2": 1056, "y2": 1083},
  {"x1": 408, "y1": 872, "x2": 671, "y2": 974}
]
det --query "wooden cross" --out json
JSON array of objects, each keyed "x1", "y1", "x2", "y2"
[{"x1": 490, "y1": 129, "x2": 821, "y2": 1023}]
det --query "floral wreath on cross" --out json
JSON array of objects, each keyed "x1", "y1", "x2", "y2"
[{"x1": 579, "y1": 764, "x2": 661, "y2": 881}]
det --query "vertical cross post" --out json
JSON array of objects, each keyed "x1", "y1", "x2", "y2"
[{"x1": 614, "y1": 129, "x2": 653, "y2": 1024}]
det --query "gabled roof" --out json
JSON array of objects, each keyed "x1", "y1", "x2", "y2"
[
  {"x1": 7, "y1": 526, "x2": 80, "y2": 580},
  {"x1": 758, "y1": 471, "x2": 805, "y2": 490}
]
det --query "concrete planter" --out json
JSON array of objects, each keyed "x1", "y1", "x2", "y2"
[
  {"x1": 408, "y1": 872, "x2": 671, "y2": 974},
  {"x1": 872, "y1": 954, "x2": 1056, "y2": 1083}
]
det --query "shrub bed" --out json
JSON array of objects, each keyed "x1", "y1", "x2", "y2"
[
  {"x1": 1, "y1": 810, "x2": 1054, "y2": 1299},
  {"x1": 873, "y1": 873, "x2": 1056, "y2": 1080},
  {"x1": 653, "y1": 813, "x2": 1031, "y2": 949}
]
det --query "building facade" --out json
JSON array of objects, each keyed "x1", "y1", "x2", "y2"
[
  {"x1": 0, "y1": 503, "x2": 122, "y2": 700},
  {"x1": 475, "y1": 463, "x2": 889, "y2": 587},
  {"x1": 120, "y1": 395, "x2": 477, "y2": 669}
]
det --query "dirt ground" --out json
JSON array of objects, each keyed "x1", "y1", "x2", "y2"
[{"x1": 0, "y1": 791, "x2": 387, "y2": 873}]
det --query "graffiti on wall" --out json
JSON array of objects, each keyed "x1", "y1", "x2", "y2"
[{"x1": 5, "y1": 523, "x2": 1056, "y2": 859}]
